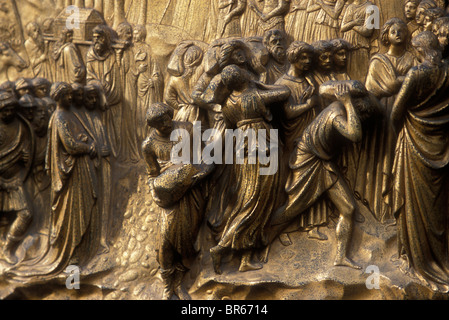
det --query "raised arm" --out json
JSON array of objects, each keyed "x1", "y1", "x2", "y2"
[
  {"x1": 258, "y1": 83, "x2": 291, "y2": 105},
  {"x1": 332, "y1": 85, "x2": 362, "y2": 143}
]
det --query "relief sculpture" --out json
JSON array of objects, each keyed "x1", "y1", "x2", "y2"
[{"x1": 0, "y1": 0, "x2": 449, "y2": 302}]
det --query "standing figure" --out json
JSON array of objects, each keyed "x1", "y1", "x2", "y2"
[
  {"x1": 116, "y1": 22, "x2": 140, "y2": 163},
  {"x1": 165, "y1": 44, "x2": 208, "y2": 125},
  {"x1": 340, "y1": 0, "x2": 375, "y2": 82},
  {"x1": 330, "y1": 39, "x2": 351, "y2": 81},
  {"x1": 249, "y1": 0, "x2": 291, "y2": 35},
  {"x1": 261, "y1": 29, "x2": 288, "y2": 85},
  {"x1": 405, "y1": 0, "x2": 422, "y2": 37},
  {"x1": 52, "y1": 27, "x2": 86, "y2": 84},
  {"x1": 391, "y1": 31, "x2": 449, "y2": 289},
  {"x1": 82, "y1": 84, "x2": 112, "y2": 253},
  {"x1": 311, "y1": 40, "x2": 336, "y2": 88},
  {"x1": 208, "y1": 65, "x2": 290, "y2": 274},
  {"x1": 413, "y1": 0, "x2": 438, "y2": 38},
  {"x1": 285, "y1": 0, "x2": 309, "y2": 42},
  {"x1": 275, "y1": 41, "x2": 318, "y2": 156},
  {"x1": 8, "y1": 82, "x2": 100, "y2": 280},
  {"x1": 305, "y1": 0, "x2": 347, "y2": 42},
  {"x1": 142, "y1": 102, "x2": 211, "y2": 300},
  {"x1": 134, "y1": 25, "x2": 164, "y2": 145},
  {"x1": 0, "y1": 91, "x2": 34, "y2": 265},
  {"x1": 24, "y1": 22, "x2": 52, "y2": 81},
  {"x1": 361, "y1": 18, "x2": 416, "y2": 222},
  {"x1": 216, "y1": 0, "x2": 247, "y2": 39},
  {"x1": 86, "y1": 24, "x2": 122, "y2": 159},
  {"x1": 27, "y1": 97, "x2": 51, "y2": 234},
  {"x1": 270, "y1": 80, "x2": 381, "y2": 269}
]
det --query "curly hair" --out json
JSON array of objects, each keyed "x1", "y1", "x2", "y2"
[
  {"x1": 380, "y1": 18, "x2": 409, "y2": 47},
  {"x1": 286, "y1": 41, "x2": 314, "y2": 64}
]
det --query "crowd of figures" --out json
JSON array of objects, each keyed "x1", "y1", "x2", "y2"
[{"x1": 1, "y1": 0, "x2": 449, "y2": 300}]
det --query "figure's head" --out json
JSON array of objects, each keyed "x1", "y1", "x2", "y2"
[
  {"x1": 221, "y1": 64, "x2": 248, "y2": 91},
  {"x1": 25, "y1": 22, "x2": 41, "y2": 41},
  {"x1": 31, "y1": 77, "x2": 51, "y2": 98},
  {"x1": 183, "y1": 45, "x2": 203, "y2": 71},
  {"x1": 416, "y1": 0, "x2": 437, "y2": 26},
  {"x1": 133, "y1": 25, "x2": 147, "y2": 43},
  {"x1": 50, "y1": 82, "x2": 73, "y2": 109},
  {"x1": 286, "y1": 41, "x2": 314, "y2": 73},
  {"x1": 0, "y1": 91, "x2": 18, "y2": 124},
  {"x1": 92, "y1": 24, "x2": 112, "y2": 55},
  {"x1": 404, "y1": 0, "x2": 421, "y2": 21},
  {"x1": 117, "y1": 21, "x2": 133, "y2": 44},
  {"x1": 84, "y1": 84, "x2": 107, "y2": 111},
  {"x1": 71, "y1": 83, "x2": 84, "y2": 107},
  {"x1": 435, "y1": 17, "x2": 449, "y2": 49},
  {"x1": 42, "y1": 97, "x2": 56, "y2": 115},
  {"x1": 312, "y1": 40, "x2": 334, "y2": 72},
  {"x1": 423, "y1": 7, "x2": 445, "y2": 31},
  {"x1": 381, "y1": 18, "x2": 409, "y2": 47},
  {"x1": 330, "y1": 39, "x2": 351, "y2": 70},
  {"x1": 146, "y1": 102, "x2": 174, "y2": 135},
  {"x1": 18, "y1": 93, "x2": 37, "y2": 121},
  {"x1": 15, "y1": 77, "x2": 32, "y2": 97},
  {"x1": 33, "y1": 98, "x2": 49, "y2": 137},
  {"x1": 263, "y1": 29, "x2": 286, "y2": 64},
  {"x1": 219, "y1": 40, "x2": 247, "y2": 69},
  {"x1": 411, "y1": 30, "x2": 442, "y2": 64},
  {"x1": 0, "y1": 81, "x2": 16, "y2": 97},
  {"x1": 60, "y1": 27, "x2": 74, "y2": 44}
]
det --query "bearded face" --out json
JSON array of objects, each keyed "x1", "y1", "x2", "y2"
[
  {"x1": 93, "y1": 32, "x2": 108, "y2": 55},
  {"x1": 267, "y1": 34, "x2": 286, "y2": 64}
]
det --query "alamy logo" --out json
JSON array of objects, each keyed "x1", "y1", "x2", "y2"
[
  {"x1": 170, "y1": 121, "x2": 279, "y2": 176},
  {"x1": 366, "y1": 5, "x2": 381, "y2": 30},
  {"x1": 365, "y1": 265, "x2": 380, "y2": 290},
  {"x1": 65, "y1": 265, "x2": 80, "y2": 290},
  {"x1": 66, "y1": 5, "x2": 80, "y2": 30}
]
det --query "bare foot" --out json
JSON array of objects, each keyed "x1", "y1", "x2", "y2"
[
  {"x1": 239, "y1": 259, "x2": 263, "y2": 272},
  {"x1": 307, "y1": 228, "x2": 328, "y2": 241},
  {"x1": 334, "y1": 257, "x2": 361, "y2": 270},
  {"x1": 279, "y1": 233, "x2": 292, "y2": 246}
]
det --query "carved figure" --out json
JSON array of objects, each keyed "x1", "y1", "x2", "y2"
[
  {"x1": 249, "y1": 0, "x2": 290, "y2": 35},
  {"x1": 330, "y1": 38, "x2": 351, "y2": 81},
  {"x1": 0, "y1": 91, "x2": 34, "y2": 265},
  {"x1": 52, "y1": 27, "x2": 86, "y2": 84},
  {"x1": 285, "y1": 0, "x2": 308, "y2": 42},
  {"x1": 24, "y1": 22, "x2": 52, "y2": 81},
  {"x1": 361, "y1": 18, "x2": 415, "y2": 221},
  {"x1": 270, "y1": 80, "x2": 382, "y2": 269},
  {"x1": 216, "y1": 0, "x2": 247, "y2": 39},
  {"x1": 208, "y1": 65, "x2": 290, "y2": 274},
  {"x1": 341, "y1": 0, "x2": 375, "y2": 82},
  {"x1": 391, "y1": 31, "x2": 449, "y2": 289},
  {"x1": 405, "y1": 0, "x2": 421, "y2": 37},
  {"x1": 86, "y1": 24, "x2": 122, "y2": 159},
  {"x1": 261, "y1": 29, "x2": 288, "y2": 84},
  {"x1": 305, "y1": 0, "x2": 347, "y2": 42},
  {"x1": 11, "y1": 82, "x2": 100, "y2": 279},
  {"x1": 134, "y1": 25, "x2": 164, "y2": 145},
  {"x1": 142, "y1": 102, "x2": 211, "y2": 300}
]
